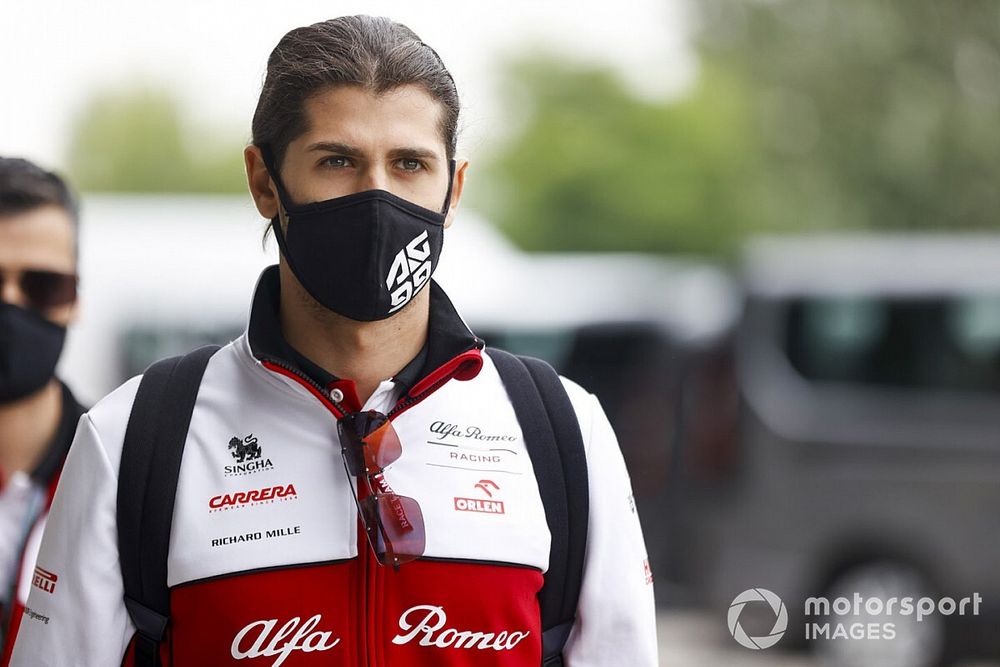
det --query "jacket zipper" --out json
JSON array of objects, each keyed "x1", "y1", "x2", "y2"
[
  {"x1": 260, "y1": 357, "x2": 346, "y2": 416},
  {"x1": 388, "y1": 370, "x2": 456, "y2": 419},
  {"x1": 259, "y1": 350, "x2": 480, "y2": 667}
]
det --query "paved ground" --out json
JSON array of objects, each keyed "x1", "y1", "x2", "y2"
[
  {"x1": 657, "y1": 610, "x2": 1000, "y2": 667},
  {"x1": 658, "y1": 610, "x2": 817, "y2": 666}
]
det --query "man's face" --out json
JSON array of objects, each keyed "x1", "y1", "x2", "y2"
[
  {"x1": 0, "y1": 205, "x2": 77, "y2": 327},
  {"x1": 282, "y1": 83, "x2": 454, "y2": 213}
]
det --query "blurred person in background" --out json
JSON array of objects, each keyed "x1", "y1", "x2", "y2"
[
  {"x1": 11, "y1": 15, "x2": 656, "y2": 667},
  {"x1": 0, "y1": 157, "x2": 83, "y2": 660}
]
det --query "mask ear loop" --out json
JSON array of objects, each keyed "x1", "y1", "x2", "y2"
[
  {"x1": 257, "y1": 144, "x2": 297, "y2": 267},
  {"x1": 441, "y1": 158, "x2": 457, "y2": 216},
  {"x1": 258, "y1": 144, "x2": 295, "y2": 210}
]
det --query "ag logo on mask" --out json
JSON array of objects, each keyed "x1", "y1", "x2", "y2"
[{"x1": 386, "y1": 230, "x2": 433, "y2": 314}]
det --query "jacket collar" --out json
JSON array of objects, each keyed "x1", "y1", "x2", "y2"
[{"x1": 247, "y1": 265, "x2": 483, "y2": 407}]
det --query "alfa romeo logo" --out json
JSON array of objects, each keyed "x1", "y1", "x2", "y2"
[{"x1": 728, "y1": 588, "x2": 787, "y2": 650}]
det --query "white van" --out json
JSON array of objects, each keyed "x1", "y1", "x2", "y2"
[{"x1": 686, "y1": 235, "x2": 1000, "y2": 666}]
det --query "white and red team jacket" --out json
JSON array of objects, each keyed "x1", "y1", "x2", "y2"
[
  {"x1": 0, "y1": 381, "x2": 84, "y2": 666},
  {"x1": 10, "y1": 267, "x2": 658, "y2": 666}
]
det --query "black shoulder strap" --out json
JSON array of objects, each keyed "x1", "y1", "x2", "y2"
[
  {"x1": 117, "y1": 345, "x2": 218, "y2": 667},
  {"x1": 488, "y1": 349, "x2": 589, "y2": 666}
]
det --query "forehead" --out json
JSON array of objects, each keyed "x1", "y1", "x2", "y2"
[
  {"x1": 0, "y1": 205, "x2": 76, "y2": 272},
  {"x1": 297, "y1": 84, "x2": 446, "y2": 154}
]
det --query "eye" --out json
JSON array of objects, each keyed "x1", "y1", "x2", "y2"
[
  {"x1": 321, "y1": 155, "x2": 352, "y2": 169},
  {"x1": 397, "y1": 158, "x2": 423, "y2": 172}
]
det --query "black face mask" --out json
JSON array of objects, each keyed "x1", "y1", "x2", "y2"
[
  {"x1": 0, "y1": 303, "x2": 66, "y2": 403},
  {"x1": 261, "y1": 147, "x2": 456, "y2": 322}
]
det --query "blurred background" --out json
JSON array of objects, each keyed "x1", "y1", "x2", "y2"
[{"x1": 4, "y1": 1, "x2": 1000, "y2": 665}]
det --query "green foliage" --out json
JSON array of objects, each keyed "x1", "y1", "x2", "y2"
[
  {"x1": 66, "y1": 85, "x2": 247, "y2": 193},
  {"x1": 477, "y1": 58, "x2": 766, "y2": 255},
  {"x1": 700, "y1": 0, "x2": 1000, "y2": 232},
  {"x1": 478, "y1": 0, "x2": 1000, "y2": 255}
]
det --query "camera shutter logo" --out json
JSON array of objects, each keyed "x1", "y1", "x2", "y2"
[{"x1": 728, "y1": 588, "x2": 787, "y2": 650}]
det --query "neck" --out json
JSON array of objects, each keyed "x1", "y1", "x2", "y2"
[
  {"x1": 0, "y1": 379, "x2": 62, "y2": 484},
  {"x1": 278, "y1": 263, "x2": 429, "y2": 406}
]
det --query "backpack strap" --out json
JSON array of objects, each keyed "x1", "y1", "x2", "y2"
[
  {"x1": 117, "y1": 345, "x2": 219, "y2": 667},
  {"x1": 488, "y1": 349, "x2": 589, "y2": 666}
]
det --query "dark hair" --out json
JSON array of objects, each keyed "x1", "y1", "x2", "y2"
[
  {"x1": 0, "y1": 157, "x2": 79, "y2": 226},
  {"x1": 252, "y1": 15, "x2": 460, "y2": 172}
]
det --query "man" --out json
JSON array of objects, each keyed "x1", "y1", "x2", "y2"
[
  {"x1": 0, "y1": 157, "x2": 84, "y2": 660},
  {"x1": 12, "y1": 16, "x2": 657, "y2": 666}
]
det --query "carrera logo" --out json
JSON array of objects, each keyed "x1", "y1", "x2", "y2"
[
  {"x1": 392, "y1": 604, "x2": 530, "y2": 651},
  {"x1": 386, "y1": 230, "x2": 433, "y2": 314},
  {"x1": 209, "y1": 484, "x2": 297, "y2": 512},
  {"x1": 31, "y1": 566, "x2": 57, "y2": 594},
  {"x1": 232, "y1": 614, "x2": 340, "y2": 666},
  {"x1": 454, "y1": 480, "x2": 505, "y2": 514}
]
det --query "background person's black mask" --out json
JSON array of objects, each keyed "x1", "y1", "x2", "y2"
[
  {"x1": 0, "y1": 302, "x2": 66, "y2": 403},
  {"x1": 260, "y1": 146, "x2": 456, "y2": 322}
]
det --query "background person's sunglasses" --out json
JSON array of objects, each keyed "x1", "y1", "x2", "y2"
[
  {"x1": 0, "y1": 269, "x2": 77, "y2": 310},
  {"x1": 338, "y1": 410, "x2": 425, "y2": 569}
]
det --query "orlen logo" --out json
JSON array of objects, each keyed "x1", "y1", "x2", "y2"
[
  {"x1": 392, "y1": 605, "x2": 530, "y2": 651},
  {"x1": 386, "y1": 230, "x2": 433, "y2": 314},
  {"x1": 454, "y1": 479, "x2": 505, "y2": 514},
  {"x1": 231, "y1": 614, "x2": 340, "y2": 667},
  {"x1": 32, "y1": 566, "x2": 57, "y2": 594},
  {"x1": 209, "y1": 484, "x2": 297, "y2": 512}
]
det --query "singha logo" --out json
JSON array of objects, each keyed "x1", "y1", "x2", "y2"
[
  {"x1": 229, "y1": 434, "x2": 262, "y2": 463},
  {"x1": 224, "y1": 434, "x2": 273, "y2": 477}
]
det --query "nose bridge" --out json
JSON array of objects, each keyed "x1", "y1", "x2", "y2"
[{"x1": 360, "y1": 162, "x2": 388, "y2": 192}]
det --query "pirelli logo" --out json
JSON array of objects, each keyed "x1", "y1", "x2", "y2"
[
  {"x1": 32, "y1": 566, "x2": 58, "y2": 594},
  {"x1": 453, "y1": 497, "x2": 506, "y2": 514}
]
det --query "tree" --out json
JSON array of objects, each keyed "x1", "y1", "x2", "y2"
[
  {"x1": 66, "y1": 84, "x2": 246, "y2": 193},
  {"x1": 698, "y1": 0, "x2": 1000, "y2": 233},
  {"x1": 477, "y1": 1, "x2": 1000, "y2": 255},
  {"x1": 476, "y1": 57, "x2": 766, "y2": 255}
]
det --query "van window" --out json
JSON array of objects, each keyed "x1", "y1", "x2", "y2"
[
  {"x1": 784, "y1": 296, "x2": 1000, "y2": 393},
  {"x1": 948, "y1": 295, "x2": 1000, "y2": 360},
  {"x1": 119, "y1": 324, "x2": 243, "y2": 380}
]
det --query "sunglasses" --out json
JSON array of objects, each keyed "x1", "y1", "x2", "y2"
[
  {"x1": 0, "y1": 269, "x2": 77, "y2": 311},
  {"x1": 338, "y1": 410, "x2": 425, "y2": 569}
]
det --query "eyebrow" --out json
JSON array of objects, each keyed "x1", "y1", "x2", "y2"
[
  {"x1": 306, "y1": 141, "x2": 440, "y2": 162},
  {"x1": 388, "y1": 147, "x2": 440, "y2": 162},
  {"x1": 307, "y1": 141, "x2": 364, "y2": 157}
]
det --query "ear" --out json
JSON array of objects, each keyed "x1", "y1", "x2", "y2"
[
  {"x1": 65, "y1": 298, "x2": 80, "y2": 326},
  {"x1": 43, "y1": 301, "x2": 78, "y2": 329},
  {"x1": 245, "y1": 145, "x2": 280, "y2": 220},
  {"x1": 443, "y1": 158, "x2": 469, "y2": 230},
  {"x1": 45, "y1": 293, "x2": 79, "y2": 329}
]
